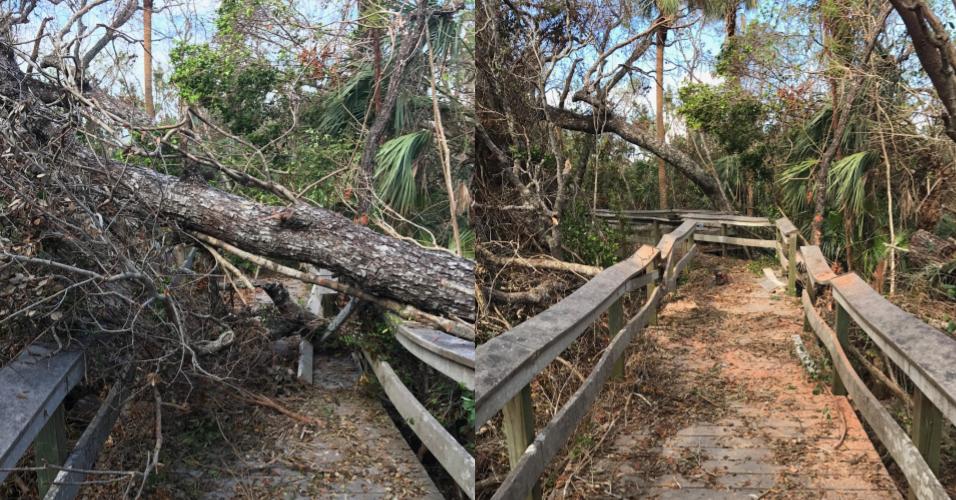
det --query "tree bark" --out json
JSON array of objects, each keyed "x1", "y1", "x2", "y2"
[
  {"x1": 356, "y1": 0, "x2": 429, "y2": 213},
  {"x1": 0, "y1": 44, "x2": 475, "y2": 321},
  {"x1": 546, "y1": 104, "x2": 732, "y2": 211},
  {"x1": 889, "y1": 0, "x2": 956, "y2": 143},
  {"x1": 94, "y1": 159, "x2": 475, "y2": 320},
  {"x1": 143, "y1": 0, "x2": 154, "y2": 120}
]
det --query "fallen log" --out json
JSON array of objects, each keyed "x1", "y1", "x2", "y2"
[{"x1": 0, "y1": 44, "x2": 474, "y2": 322}]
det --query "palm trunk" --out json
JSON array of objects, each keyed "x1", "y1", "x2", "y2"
[
  {"x1": 143, "y1": 0, "x2": 154, "y2": 119},
  {"x1": 655, "y1": 21, "x2": 668, "y2": 209}
]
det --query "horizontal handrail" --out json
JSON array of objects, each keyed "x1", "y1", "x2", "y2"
[
  {"x1": 796, "y1": 242, "x2": 956, "y2": 497},
  {"x1": 801, "y1": 291, "x2": 948, "y2": 499},
  {"x1": 830, "y1": 273, "x2": 956, "y2": 425},
  {"x1": 388, "y1": 315, "x2": 475, "y2": 390},
  {"x1": 491, "y1": 286, "x2": 664, "y2": 499},
  {"x1": 693, "y1": 233, "x2": 777, "y2": 249},
  {"x1": 775, "y1": 217, "x2": 798, "y2": 237},
  {"x1": 380, "y1": 316, "x2": 476, "y2": 497},
  {"x1": 475, "y1": 245, "x2": 659, "y2": 427},
  {"x1": 0, "y1": 344, "x2": 85, "y2": 484},
  {"x1": 800, "y1": 245, "x2": 836, "y2": 286},
  {"x1": 481, "y1": 219, "x2": 703, "y2": 499}
]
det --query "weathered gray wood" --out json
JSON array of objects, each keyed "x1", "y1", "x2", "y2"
[
  {"x1": 44, "y1": 374, "x2": 131, "y2": 500},
  {"x1": 475, "y1": 246, "x2": 658, "y2": 427},
  {"x1": 667, "y1": 244, "x2": 698, "y2": 290},
  {"x1": 692, "y1": 233, "x2": 776, "y2": 249},
  {"x1": 297, "y1": 339, "x2": 314, "y2": 385},
  {"x1": 787, "y1": 233, "x2": 797, "y2": 296},
  {"x1": 801, "y1": 291, "x2": 948, "y2": 500},
  {"x1": 388, "y1": 315, "x2": 475, "y2": 368},
  {"x1": 800, "y1": 245, "x2": 836, "y2": 287},
  {"x1": 720, "y1": 223, "x2": 727, "y2": 256},
  {"x1": 502, "y1": 386, "x2": 539, "y2": 500},
  {"x1": 34, "y1": 405, "x2": 67, "y2": 496},
  {"x1": 491, "y1": 286, "x2": 664, "y2": 500},
  {"x1": 609, "y1": 298, "x2": 625, "y2": 380},
  {"x1": 831, "y1": 272, "x2": 956, "y2": 427},
  {"x1": 832, "y1": 303, "x2": 850, "y2": 396},
  {"x1": 390, "y1": 318, "x2": 475, "y2": 390},
  {"x1": 657, "y1": 220, "x2": 697, "y2": 257},
  {"x1": 0, "y1": 345, "x2": 85, "y2": 484},
  {"x1": 685, "y1": 215, "x2": 774, "y2": 227},
  {"x1": 365, "y1": 353, "x2": 475, "y2": 499},
  {"x1": 625, "y1": 269, "x2": 659, "y2": 293},
  {"x1": 911, "y1": 390, "x2": 943, "y2": 475},
  {"x1": 775, "y1": 217, "x2": 798, "y2": 237}
]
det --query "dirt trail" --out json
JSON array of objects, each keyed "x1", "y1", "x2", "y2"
[{"x1": 591, "y1": 255, "x2": 899, "y2": 499}]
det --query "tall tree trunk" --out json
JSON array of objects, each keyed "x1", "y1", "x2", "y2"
[
  {"x1": 655, "y1": 22, "x2": 668, "y2": 209},
  {"x1": 356, "y1": 0, "x2": 428, "y2": 214},
  {"x1": 143, "y1": 0, "x2": 154, "y2": 120}
]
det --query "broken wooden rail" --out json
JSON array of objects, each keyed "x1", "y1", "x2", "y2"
[
  {"x1": 364, "y1": 316, "x2": 476, "y2": 498},
  {"x1": 0, "y1": 344, "x2": 129, "y2": 499},
  {"x1": 797, "y1": 243, "x2": 956, "y2": 499}
]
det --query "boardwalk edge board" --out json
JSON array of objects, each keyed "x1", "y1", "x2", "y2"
[
  {"x1": 829, "y1": 273, "x2": 956, "y2": 426},
  {"x1": 364, "y1": 351, "x2": 476, "y2": 499},
  {"x1": 43, "y1": 371, "x2": 132, "y2": 500}
]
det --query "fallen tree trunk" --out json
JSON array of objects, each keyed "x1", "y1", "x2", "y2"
[
  {"x1": 0, "y1": 43, "x2": 475, "y2": 322},
  {"x1": 545, "y1": 104, "x2": 732, "y2": 211}
]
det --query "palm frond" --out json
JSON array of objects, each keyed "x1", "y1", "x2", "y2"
[
  {"x1": 375, "y1": 130, "x2": 432, "y2": 212},
  {"x1": 827, "y1": 151, "x2": 875, "y2": 216},
  {"x1": 319, "y1": 67, "x2": 374, "y2": 135}
]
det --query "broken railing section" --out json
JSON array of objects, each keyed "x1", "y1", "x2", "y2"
[
  {"x1": 364, "y1": 314, "x2": 476, "y2": 498},
  {"x1": 0, "y1": 344, "x2": 130, "y2": 500},
  {"x1": 798, "y1": 243, "x2": 955, "y2": 500}
]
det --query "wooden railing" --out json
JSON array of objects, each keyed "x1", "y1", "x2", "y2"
[
  {"x1": 482, "y1": 209, "x2": 955, "y2": 499},
  {"x1": 0, "y1": 344, "x2": 129, "y2": 500},
  {"x1": 477, "y1": 219, "x2": 701, "y2": 499},
  {"x1": 797, "y1": 240, "x2": 956, "y2": 499},
  {"x1": 367, "y1": 316, "x2": 476, "y2": 498},
  {"x1": 607, "y1": 210, "x2": 956, "y2": 498}
]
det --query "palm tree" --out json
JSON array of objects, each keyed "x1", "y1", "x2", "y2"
[
  {"x1": 144, "y1": 0, "x2": 154, "y2": 119},
  {"x1": 648, "y1": 0, "x2": 745, "y2": 209}
]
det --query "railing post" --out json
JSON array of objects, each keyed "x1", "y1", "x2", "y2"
[
  {"x1": 610, "y1": 297, "x2": 625, "y2": 380},
  {"x1": 831, "y1": 304, "x2": 850, "y2": 396},
  {"x1": 720, "y1": 223, "x2": 727, "y2": 257},
  {"x1": 652, "y1": 220, "x2": 660, "y2": 244},
  {"x1": 35, "y1": 404, "x2": 67, "y2": 496},
  {"x1": 787, "y1": 234, "x2": 797, "y2": 296},
  {"x1": 646, "y1": 278, "x2": 658, "y2": 326},
  {"x1": 911, "y1": 389, "x2": 943, "y2": 475},
  {"x1": 502, "y1": 385, "x2": 541, "y2": 500}
]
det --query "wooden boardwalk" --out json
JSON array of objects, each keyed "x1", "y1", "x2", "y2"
[{"x1": 592, "y1": 256, "x2": 899, "y2": 498}]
